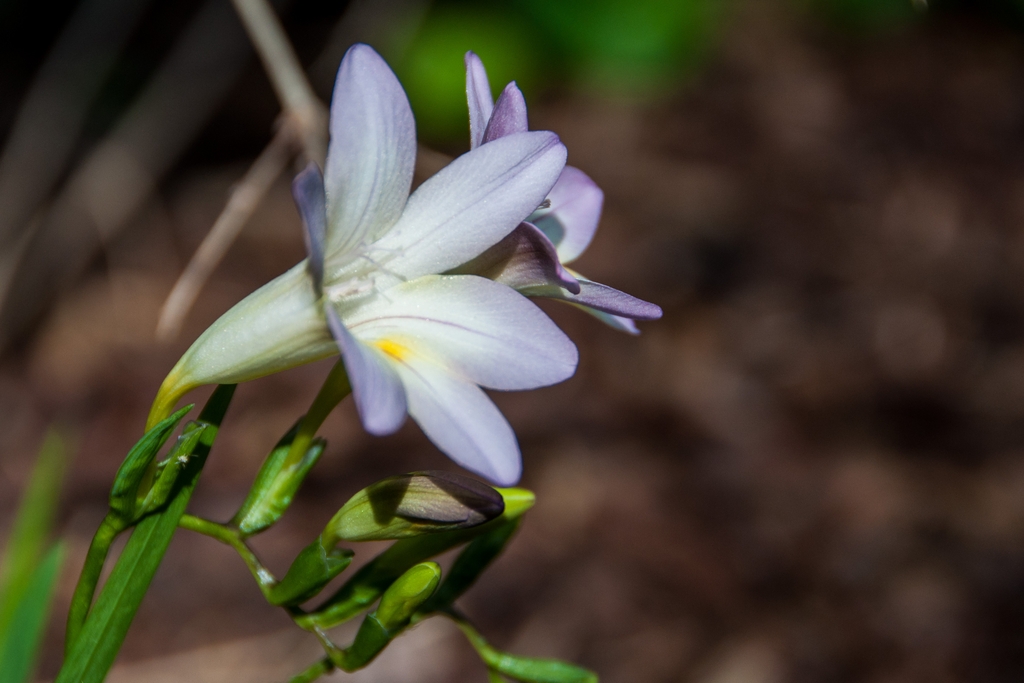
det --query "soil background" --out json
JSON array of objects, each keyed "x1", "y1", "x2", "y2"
[{"x1": 4, "y1": 1, "x2": 1024, "y2": 681}]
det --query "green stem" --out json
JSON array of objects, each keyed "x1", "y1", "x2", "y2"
[
  {"x1": 283, "y1": 360, "x2": 350, "y2": 469},
  {"x1": 64, "y1": 514, "x2": 124, "y2": 654},
  {"x1": 289, "y1": 657, "x2": 334, "y2": 683},
  {"x1": 178, "y1": 514, "x2": 276, "y2": 597}
]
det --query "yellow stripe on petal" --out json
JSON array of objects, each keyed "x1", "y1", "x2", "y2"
[{"x1": 374, "y1": 339, "x2": 410, "y2": 361}]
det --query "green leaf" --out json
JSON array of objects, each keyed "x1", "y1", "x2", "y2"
[
  {"x1": 418, "y1": 517, "x2": 521, "y2": 614},
  {"x1": 108, "y1": 405, "x2": 192, "y2": 522},
  {"x1": 452, "y1": 614, "x2": 598, "y2": 683},
  {"x1": 268, "y1": 537, "x2": 353, "y2": 606},
  {"x1": 56, "y1": 385, "x2": 235, "y2": 683},
  {"x1": 298, "y1": 488, "x2": 534, "y2": 631},
  {"x1": 233, "y1": 423, "x2": 325, "y2": 537},
  {"x1": 0, "y1": 542, "x2": 66, "y2": 683},
  {"x1": 0, "y1": 429, "x2": 69, "y2": 646},
  {"x1": 65, "y1": 406, "x2": 194, "y2": 651}
]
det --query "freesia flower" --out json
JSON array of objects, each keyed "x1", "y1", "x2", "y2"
[
  {"x1": 149, "y1": 44, "x2": 577, "y2": 486},
  {"x1": 453, "y1": 52, "x2": 662, "y2": 334}
]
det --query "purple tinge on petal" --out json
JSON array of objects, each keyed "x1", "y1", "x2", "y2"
[
  {"x1": 450, "y1": 222, "x2": 580, "y2": 294},
  {"x1": 324, "y1": 44, "x2": 416, "y2": 257},
  {"x1": 465, "y1": 51, "x2": 494, "y2": 149},
  {"x1": 571, "y1": 304, "x2": 641, "y2": 335},
  {"x1": 292, "y1": 163, "x2": 327, "y2": 292},
  {"x1": 373, "y1": 131, "x2": 567, "y2": 281},
  {"x1": 482, "y1": 82, "x2": 529, "y2": 144},
  {"x1": 570, "y1": 280, "x2": 662, "y2": 320},
  {"x1": 531, "y1": 166, "x2": 604, "y2": 264},
  {"x1": 324, "y1": 303, "x2": 408, "y2": 436}
]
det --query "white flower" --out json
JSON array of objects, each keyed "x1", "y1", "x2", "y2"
[{"x1": 151, "y1": 45, "x2": 576, "y2": 485}]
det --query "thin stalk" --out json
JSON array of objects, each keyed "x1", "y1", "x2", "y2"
[
  {"x1": 282, "y1": 360, "x2": 350, "y2": 469},
  {"x1": 64, "y1": 514, "x2": 123, "y2": 654},
  {"x1": 229, "y1": 0, "x2": 326, "y2": 163},
  {"x1": 289, "y1": 657, "x2": 334, "y2": 683},
  {"x1": 178, "y1": 514, "x2": 276, "y2": 596}
]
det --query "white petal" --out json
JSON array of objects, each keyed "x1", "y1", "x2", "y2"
[
  {"x1": 530, "y1": 166, "x2": 604, "y2": 263},
  {"x1": 325, "y1": 303, "x2": 407, "y2": 435},
  {"x1": 324, "y1": 44, "x2": 416, "y2": 260},
  {"x1": 392, "y1": 357, "x2": 522, "y2": 486},
  {"x1": 465, "y1": 51, "x2": 494, "y2": 149},
  {"x1": 373, "y1": 132, "x2": 567, "y2": 281},
  {"x1": 168, "y1": 263, "x2": 335, "y2": 388},
  {"x1": 344, "y1": 274, "x2": 578, "y2": 391}
]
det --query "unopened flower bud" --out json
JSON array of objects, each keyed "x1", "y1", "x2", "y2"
[{"x1": 325, "y1": 471, "x2": 504, "y2": 543}]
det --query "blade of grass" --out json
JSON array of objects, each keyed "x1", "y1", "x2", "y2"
[
  {"x1": 0, "y1": 542, "x2": 66, "y2": 683},
  {"x1": 55, "y1": 385, "x2": 235, "y2": 683},
  {"x1": 0, "y1": 429, "x2": 69, "y2": 644}
]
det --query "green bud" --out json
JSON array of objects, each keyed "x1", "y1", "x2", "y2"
[
  {"x1": 136, "y1": 422, "x2": 206, "y2": 517},
  {"x1": 108, "y1": 405, "x2": 192, "y2": 522},
  {"x1": 232, "y1": 421, "x2": 325, "y2": 536},
  {"x1": 333, "y1": 562, "x2": 441, "y2": 672},
  {"x1": 268, "y1": 536, "x2": 353, "y2": 606},
  {"x1": 326, "y1": 471, "x2": 504, "y2": 543},
  {"x1": 375, "y1": 561, "x2": 441, "y2": 631}
]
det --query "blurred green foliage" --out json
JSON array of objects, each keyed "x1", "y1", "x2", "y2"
[
  {"x1": 800, "y1": 0, "x2": 924, "y2": 33},
  {"x1": 0, "y1": 430, "x2": 70, "y2": 683},
  {"x1": 395, "y1": 5, "x2": 539, "y2": 145},
  {"x1": 396, "y1": 0, "x2": 725, "y2": 145},
  {"x1": 519, "y1": 0, "x2": 724, "y2": 94}
]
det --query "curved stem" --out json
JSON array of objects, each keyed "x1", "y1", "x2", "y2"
[
  {"x1": 64, "y1": 513, "x2": 124, "y2": 654},
  {"x1": 289, "y1": 657, "x2": 334, "y2": 683},
  {"x1": 178, "y1": 514, "x2": 277, "y2": 598}
]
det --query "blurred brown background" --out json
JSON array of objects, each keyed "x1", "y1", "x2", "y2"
[{"x1": 4, "y1": 0, "x2": 1024, "y2": 680}]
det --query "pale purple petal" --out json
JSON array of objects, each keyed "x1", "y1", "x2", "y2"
[
  {"x1": 324, "y1": 44, "x2": 416, "y2": 260},
  {"x1": 571, "y1": 279, "x2": 663, "y2": 320},
  {"x1": 531, "y1": 166, "x2": 604, "y2": 263},
  {"x1": 344, "y1": 274, "x2": 578, "y2": 391},
  {"x1": 325, "y1": 302, "x2": 407, "y2": 435},
  {"x1": 571, "y1": 305, "x2": 641, "y2": 335},
  {"x1": 372, "y1": 131, "x2": 567, "y2": 281},
  {"x1": 392, "y1": 357, "x2": 522, "y2": 486},
  {"x1": 292, "y1": 163, "x2": 327, "y2": 291},
  {"x1": 482, "y1": 82, "x2": 528, "y2": 143},
  {"x1": 465, "y1": 51, "x2": 494, "y2": 149},
  {"x1": 451, "y1": 221, "x2": 580, "y2": 294}
]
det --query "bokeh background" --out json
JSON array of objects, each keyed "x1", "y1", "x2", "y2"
[{"x1": 5, "y1": 0, "x2": 1024, "y2": 680}]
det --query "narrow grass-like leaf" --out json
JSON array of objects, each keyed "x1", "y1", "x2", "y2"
[
  {"x1": 418, "y1": 517, "x2": 520, "y2": 615},
  {"x1": 0, "y1": 429, "x2": 68, "y2": 645},
  {"x1": 450, "y1": 612, "x2": 598, "y2": 683},
  {"x1": 55, "y1": 385, "x2": 235, "y2": 683},
  {"x1": 0, "y1": 542, "x2": 66, "y2": 683}
]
